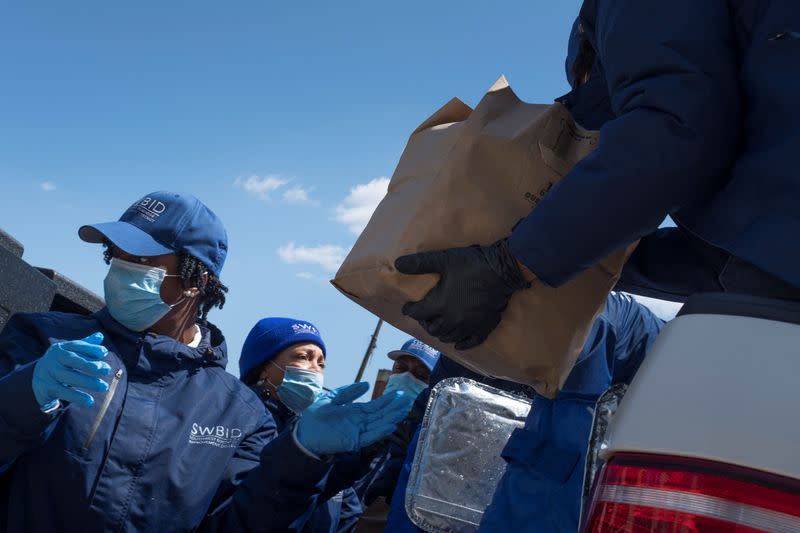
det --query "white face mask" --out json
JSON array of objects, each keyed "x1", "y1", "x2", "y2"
[
  {"x1": 383, "y1": 371, "x2": 427, "y2": 399},
  {"x1": 103, "y1": 257, "x2": 185, "y2": 332},
  {"x1": 270, "y1": 362, "x2": 325, "y2": 413}
]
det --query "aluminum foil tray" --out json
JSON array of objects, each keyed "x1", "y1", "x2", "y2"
[{"x1": 406, "y1": 378, "x2": 532, "y2": 532}]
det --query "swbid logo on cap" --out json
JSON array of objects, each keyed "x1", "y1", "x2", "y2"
[
  {"x1": 135, "y1": 197, "x2": 168, "y2": 223},
  {"x1": 292, "y1": 323, "x2": 318, "y2": 335},
  {"x1": 409, "y1": 339, "x2": 437, "y2": 357}
]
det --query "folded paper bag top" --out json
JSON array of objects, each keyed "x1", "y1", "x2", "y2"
[{"x1": 331, "y1": 76, "x2": 634, "y2": 398}]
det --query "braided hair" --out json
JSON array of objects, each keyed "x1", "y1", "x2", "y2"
[{"x1": 103, "y1": 243, "x2": 228, "y2": 324}]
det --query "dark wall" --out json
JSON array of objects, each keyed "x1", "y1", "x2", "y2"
[{"x1": 0, "y1": 228, "x2": 103, "y2": 331}]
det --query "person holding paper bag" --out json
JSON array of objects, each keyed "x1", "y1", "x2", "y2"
[{"x1": 398, "y1": 0, "x2": 800, "y2": 351}]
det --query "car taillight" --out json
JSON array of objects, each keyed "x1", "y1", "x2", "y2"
[
  {"x1": 581, "y1": 383, "x2": 628, "y2": 521},
  {"x1": 583, "y1": 453, "x2": 800, "y2": 532}
]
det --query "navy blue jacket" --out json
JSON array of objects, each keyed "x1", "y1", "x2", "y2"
[
  {"x1": 0, "y1": 309, "x2": 332, "y2": 532},
  {"x1": 386, "y1": 292, "x2": 664, "y2": 532},
  {"x1": 351, "y1": 405, "x2": 422, "y2": 509},
  {"x1": 510, "y1": 1, "x2": 800, "y2": 294},
  {"x1": 479, "y1": 292, "x2": 663, "y2": 531},
  {"x1": 258, "y1": 394, "x2": 363, "y2": 533}
]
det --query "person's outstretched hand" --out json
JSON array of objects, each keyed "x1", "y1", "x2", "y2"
[
  {"x1": 296, "y1": 382, "x2": 413, "y2": 455},
  {"x1": 395, "y1": 238, "x2": 530, "y2": 350},
  {"x1": 32, "y1": 332, "x2": 111, "y2": 409}
]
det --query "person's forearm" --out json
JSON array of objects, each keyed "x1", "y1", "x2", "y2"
[
  {"x1": 0, "y1": 362, "x2": 62, "y2": 467},
  {"x1": 199, "y1": 429, "x2": 332, "y2": 532}
]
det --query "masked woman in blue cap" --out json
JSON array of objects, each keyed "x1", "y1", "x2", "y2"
[
  {"x1": 0, "y1": 191, "x2": 412, "y2": 533},
  {"x1": 238, "y1": 317, "x2": 364, "y2": 533},
  {"x1": 351, "y1": 338, "x2": 439, "y2": 532}
]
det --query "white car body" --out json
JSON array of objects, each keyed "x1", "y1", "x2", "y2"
[
  {"x1": 603, "y1": 311, "x2": 800, "y2": 480},
  {"x1": 582, "y1": 294, "x2": 800, "y2": 532}
]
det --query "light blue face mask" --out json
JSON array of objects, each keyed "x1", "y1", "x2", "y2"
[
  {"x1": 103, "y1": 257, "x2": 186, "y2": 332},
  {"x1": 275, "y1": 364, "x2": 325, "y2": 413},
  {"x1": 383, "y1": 371, "x2": 427, "y2": 400}
]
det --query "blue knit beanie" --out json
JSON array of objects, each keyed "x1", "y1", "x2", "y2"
[{"x1": 239, "y1": 317, "x2": 326, "y2": 380}]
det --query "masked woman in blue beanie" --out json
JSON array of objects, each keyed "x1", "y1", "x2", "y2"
[{"x1": 239, "y1": 317, "x2": 364, "y2": 533}]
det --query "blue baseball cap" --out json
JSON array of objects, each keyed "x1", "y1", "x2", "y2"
[
  {"x1": 79, "y1": 191, "x2": 228, "y2": 276},
  {"x1": 239, "y1": 317, "x2": 327, "y2": 380},
  {"x1": 388, "y1": 338, "x2": 440, "y2": 372}
]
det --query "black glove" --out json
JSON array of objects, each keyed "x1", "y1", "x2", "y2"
[{"x1": 395, "y1": 239, "x2": 530, "y2": 350}]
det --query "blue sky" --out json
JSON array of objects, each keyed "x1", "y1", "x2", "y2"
[{"x1": 1, "y1": 1, "x2": 676, "y2": 391}]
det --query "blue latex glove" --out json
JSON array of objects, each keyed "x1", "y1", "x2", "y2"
[
  {"x1": 296, "y1": 382, "x2": 413, "y2": 455},
  {"x1": 32, "y1": 332, "x2": 111, "y2": 409}
]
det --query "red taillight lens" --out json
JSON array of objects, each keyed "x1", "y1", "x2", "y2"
[{"x1": 584, "y1": 454, "x2": 800, "y2": 532}]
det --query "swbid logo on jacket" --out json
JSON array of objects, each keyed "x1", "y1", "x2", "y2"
[{"x1": 189, "y1": 423, "x2": 243, "y2": 448}]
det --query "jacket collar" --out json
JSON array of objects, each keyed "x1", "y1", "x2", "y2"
[
  {"x1": 94, "y1": 307, "x2": 228, "y2": 369},
  {"x1": 258, "y1": 392, "x2": 298, "y2": 427}
]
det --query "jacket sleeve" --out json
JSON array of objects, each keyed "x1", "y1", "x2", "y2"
[
  {"x1": 384, "y1": 427, "x2": 425, "y2": 532},
  {"x1": 200, "y1": 422, "x2": 334, "y2": 532},
  {"x1": 615, "y1": 227, "x2": 728, "y2": 301},
  {"x1": 348, "y1": 409, "x2": 422, "y2": 505},
  {"x1": 509, "y1": 0, "x2": 740, "y2": 287},
  {"x1": 335, "y1": 488, "x2": 364, "y2": 533},
  {"x1": 0, "y1": 314, "x2": 63, "y2": 469},
  {"x1": 321, "y1": 450, "x2": 372, "y2": 503},
  {"x1": 604, "y1": 292, "x2": 665, "y2": 385}
]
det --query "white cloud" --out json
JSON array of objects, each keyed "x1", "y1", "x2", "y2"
[
  {"x1": 234, "y1": 175, "x2": 288, "y2": 200},
  {"x1": 334, "y1": 177, "x2": 390, "y2": 234},
  {"x1": 295, "y1": 272, "x2": 331, "y2": 284},
  {"x1": 277, "y1": 242, "x2": 348, "y2": 272},
  {"x1": 40, "y1": 181, "x2": 56, "y2": 192},
  {"x1": 283, "y1": 186, "x2": 319, "y2": 206}
]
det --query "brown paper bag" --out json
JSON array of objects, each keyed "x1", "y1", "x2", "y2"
[{"x1": 332, "y1": 76, "x2": 634, "y2": 398}]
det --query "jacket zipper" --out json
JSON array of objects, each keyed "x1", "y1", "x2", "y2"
[
  {"x1": 770, "y1": 31, "x2": 800, "y2": 41},
  {"x1": 83, "y1": 368, "x2": 123, "y2": 449}
]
